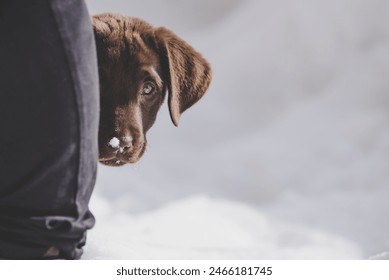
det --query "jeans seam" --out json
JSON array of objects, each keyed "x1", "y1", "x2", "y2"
[{"x1": 47, "y1": 0, "x2": 82, "y2": 220}]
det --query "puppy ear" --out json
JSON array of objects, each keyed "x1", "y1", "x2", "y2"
[{"x1": 156, "y1": 27, "x2": 212, "y2": 126}]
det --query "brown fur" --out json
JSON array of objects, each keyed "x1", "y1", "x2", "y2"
[{"x1": 92, "y1": 13, "x2": 212, "y2": 166}]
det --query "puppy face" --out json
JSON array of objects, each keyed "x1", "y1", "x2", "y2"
[{"x1": 92, "y1": 14, "x2": 212, "y2": 166}]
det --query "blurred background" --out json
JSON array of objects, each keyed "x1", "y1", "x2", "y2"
[{"x1": 84, "y1": 0, "x2": 389, "y2": 259}]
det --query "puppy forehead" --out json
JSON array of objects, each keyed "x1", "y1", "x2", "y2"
[
  {"x1": 125, "y1": 31, "x2": 147, "y2": 51},
  {"x1": 120, "y1": 29, "x2": 159, "y2": 65},
  {"x1": 101, "y1": 18, "x2": 158, "y2": 60},
  {"x1": 129, "y1": 47, "x2": 161, "y2": 78}
]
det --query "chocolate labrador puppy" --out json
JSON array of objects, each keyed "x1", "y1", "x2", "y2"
[{"x1": 92, "y1": 13, "x2": 212, "y2": 166}]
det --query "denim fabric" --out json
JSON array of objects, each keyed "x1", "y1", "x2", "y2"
[{"x1": 0, "y1": 0, "x2": 99, "y2": 259}]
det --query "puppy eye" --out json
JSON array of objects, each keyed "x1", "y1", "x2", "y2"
[{"x1": 142, "y1": 82, "x2": 155, "y2": 95}]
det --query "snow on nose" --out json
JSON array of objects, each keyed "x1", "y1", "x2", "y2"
[{"x1": 108, "y1": 137, "x2": 120, "y2": 149}]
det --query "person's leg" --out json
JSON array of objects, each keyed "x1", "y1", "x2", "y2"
[{"x1": 0, "y1": 0, "x2": 99, "y2": 259}]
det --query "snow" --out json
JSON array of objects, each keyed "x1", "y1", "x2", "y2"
[
  {"x1": 84, "y1": 0, "x2": 389, "y2": 259},
  {"x1": 108, "y1": 137, "x2": 120, "y2": 149}
]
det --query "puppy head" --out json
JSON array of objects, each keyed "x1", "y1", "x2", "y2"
[{"x1": 93, "y1": 13, "x2": 212, "y2": 166}]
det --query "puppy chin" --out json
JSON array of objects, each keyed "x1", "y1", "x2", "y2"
[
  {"x1": 99, "y1": 156, "x2": 141, "y2": 166},
  {"x1": 99, "y1": 159, "x2": 128, "y2": 166},
  {"x1": 99, "y1": 144, "x2": 146, "y2": 167}
]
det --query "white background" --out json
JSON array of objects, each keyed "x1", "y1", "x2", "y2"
[{"x1": 84, "y1": 0, "x2": 389, "y2": 259}]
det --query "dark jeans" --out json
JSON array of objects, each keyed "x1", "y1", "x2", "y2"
[{"x1": 0, "y1": 0, "x2": 99, "y2": 259}]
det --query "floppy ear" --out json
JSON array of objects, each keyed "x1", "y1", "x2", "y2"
[{"x1": 156, "y1": 27, "x2": 212, "y2": 126}]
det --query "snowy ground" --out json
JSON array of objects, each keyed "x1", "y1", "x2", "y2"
[{"x1": 84, "y1": 0, "x2": 389, "y2": 259}]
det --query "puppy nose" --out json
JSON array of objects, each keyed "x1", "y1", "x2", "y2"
[
  {"x1": 107, "y1": 136, "x2": 132, "y2": 151},
  {"x1": 119, "y1": 135, "x2": 133, "y2": 149}
]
